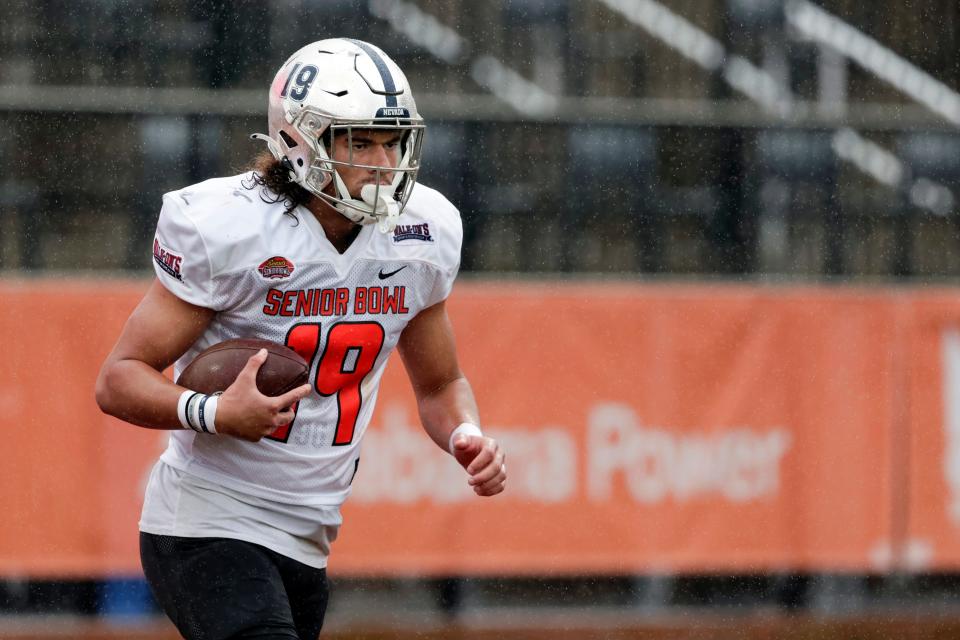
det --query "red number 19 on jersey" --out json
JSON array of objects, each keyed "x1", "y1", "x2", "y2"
[{"x1": 269, "y1": 321, "x2": 386, "y2": 446}]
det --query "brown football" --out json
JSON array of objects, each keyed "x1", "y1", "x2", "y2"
[{"x1": 176, "y1": 338, "x2": 310, "y2": 396}]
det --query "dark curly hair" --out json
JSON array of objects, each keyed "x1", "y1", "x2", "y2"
[{"x1": 242, "y1": 151, "x2": 313, "y2": 217}]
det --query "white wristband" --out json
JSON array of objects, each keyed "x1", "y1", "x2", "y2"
[
  {"x1": 198, "y1": 394, "x2": 219, "y2": 434},
  {"x1": 177, "y1": 389, "x2": 218, "y2": 434},
  {"x1": 177, "y1": 389, "x2": 195, "y2": 430},
  {"x1": 448, "y1": 422, "x2": 483, "y2": 454}
]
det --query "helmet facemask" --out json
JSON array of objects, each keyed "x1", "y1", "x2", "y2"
[{"x1": 296, "y1": 111, "x2": 424, "y2": 233}]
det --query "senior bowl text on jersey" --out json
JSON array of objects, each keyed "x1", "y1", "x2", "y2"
[{"x1": 262, "y1": 286, "x2": 410, "y2": 317}]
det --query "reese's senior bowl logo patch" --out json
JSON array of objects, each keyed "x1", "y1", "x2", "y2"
[{"x1": 258, "y1": 256, "x2": 295, "y2": 279}]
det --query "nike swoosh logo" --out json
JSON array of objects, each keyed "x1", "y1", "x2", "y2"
[{"x1": 378, "y1": 265, "x2": 408, "y2": 280}]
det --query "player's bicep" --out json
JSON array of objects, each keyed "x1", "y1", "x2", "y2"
[
  {"x1": 397, "y1": 300, "x2": 463, "y2": 399},
  {"x1": 105, "y1": 278, "x2": 215, "y2": 372}
]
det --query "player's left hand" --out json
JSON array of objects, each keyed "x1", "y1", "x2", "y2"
[{"x1": 452, "y1": 434, "x2": 506, "y2": 497}]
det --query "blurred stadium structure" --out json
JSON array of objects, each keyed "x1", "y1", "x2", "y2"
[
  {"x1": 3, "y1": 0, "x2": 960, "y2": 278},
  {"x1": 5, "y1": 0, "x2": 960, "y2": 637}
]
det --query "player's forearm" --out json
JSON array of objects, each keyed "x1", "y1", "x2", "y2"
[
  {"x1": 416, "y1": 375, "x2": 480, "y2": 452},
  {"x1": 95, "y1": 357, "x2": 185, "y2": 430}
]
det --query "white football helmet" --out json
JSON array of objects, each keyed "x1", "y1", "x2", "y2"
[{"x1": 252, "y1": 38, "x2": 424, "y2": 233}]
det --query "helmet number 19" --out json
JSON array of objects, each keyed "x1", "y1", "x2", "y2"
[{"x1": 280, "y1": 63, "x2": 319, "y2": 102}]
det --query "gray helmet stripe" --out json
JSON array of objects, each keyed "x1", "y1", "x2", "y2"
[{"x1": 346, "y1": 39, "x2": 399, "y2": 107}]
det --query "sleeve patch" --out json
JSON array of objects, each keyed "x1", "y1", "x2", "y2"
[{"x1": 153, "y1": 237, "x2": 184, "y2": 282}]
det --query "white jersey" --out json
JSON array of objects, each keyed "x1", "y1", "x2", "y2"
[{"x1": 141, "y1": 173, "x2": 461, "y2": 542}]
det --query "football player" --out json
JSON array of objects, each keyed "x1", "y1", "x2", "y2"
[{"x1": 96, "y1": 38, "x2": 506, "y2": 640}]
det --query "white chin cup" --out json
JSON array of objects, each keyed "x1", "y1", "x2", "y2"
[
  {"x1": 361, "y1": 184, "x2": 398, "y2": 214},
  {"x1": 337, "y1": 184, "x2": 401, "y2": 234}
]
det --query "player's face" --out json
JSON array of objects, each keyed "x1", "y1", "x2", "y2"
[{"x1": 329, "y1": 129, "x2": 402, "y2": 198}]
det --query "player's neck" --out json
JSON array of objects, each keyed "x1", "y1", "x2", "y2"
[{"x1": 306, "y1": 198, "x2": 362, "y2": 254}]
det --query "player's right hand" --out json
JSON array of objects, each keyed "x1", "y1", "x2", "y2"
[{"x1": 214, "y1": 349, "x2": 312, "y2": 442}]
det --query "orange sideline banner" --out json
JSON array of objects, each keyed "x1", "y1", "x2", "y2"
[
  {"x1": 903, "y1": 295, "x2": 960, "y2": 571},
  {"x1": 1, "y1": 279, "x2": 957, "y2": 577}
]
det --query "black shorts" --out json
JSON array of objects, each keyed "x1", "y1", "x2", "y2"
[{"x1": 140, "y1": 532, "x2": 328, "y2": 640}]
